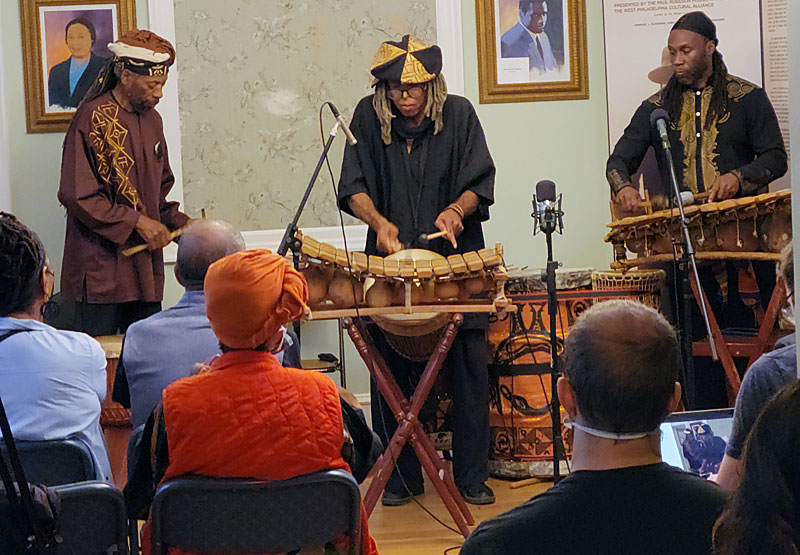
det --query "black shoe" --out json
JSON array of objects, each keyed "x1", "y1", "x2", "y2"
[
  {"x1": 381, "y1": 489, "x2": 420, "y2": 507},
  {"x1": 458, "y1": 482, "x2": 496, "y2": 505}
]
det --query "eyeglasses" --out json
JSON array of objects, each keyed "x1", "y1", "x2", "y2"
[{"x1": 387, "y1": 83, "x2": 427, "y2": 100}]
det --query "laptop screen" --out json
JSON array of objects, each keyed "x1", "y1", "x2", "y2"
[{"x1": 659, "y1": 409, "x2": 734, "y2": 478}]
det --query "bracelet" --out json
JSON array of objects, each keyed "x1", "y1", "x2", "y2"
[{"x1": 446, "y1": 203, "x2": 465, "y2": 220}]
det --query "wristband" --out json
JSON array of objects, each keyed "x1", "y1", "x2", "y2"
[{"x1": 446, "y1": 203, "x2": 465, "y2": 220}]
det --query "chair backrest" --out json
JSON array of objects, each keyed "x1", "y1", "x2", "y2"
[
  {"x1": 0, "y1": 437, "x2": 97, "y2": 486},
  {"x1": 150, "y1": 469, "x2": 362, "y2": 555},
  {"x1": 52, "y1": 480, "x2": 129, "y2": 555}
]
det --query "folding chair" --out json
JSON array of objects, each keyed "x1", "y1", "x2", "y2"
[
  {"x1": 0, "y1": 437, "x2": 98, "y2": 486},
  {"x1": 150, "y1": 469, "x2": 362, "y2": 555},
  {"x1": 53, "y1": 480, "x2": 129, "y2": 555}
]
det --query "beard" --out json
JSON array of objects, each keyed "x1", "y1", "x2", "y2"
[
  {"x1": 675, "y1": 57, "x2": 711, "y2": 87},
  {"x1": 130, "y1": 97, "x2": 155, "y2": 114}
]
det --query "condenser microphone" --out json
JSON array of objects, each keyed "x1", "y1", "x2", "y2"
[
  {"x1": 327, "y1": 102, "x2": 357, "y2": 146},
  {"x1": 532, "y1": 179, "x2": 562, "y2": 235}
]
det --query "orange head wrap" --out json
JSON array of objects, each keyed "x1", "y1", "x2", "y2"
[{"x1": 204, "y1": 249, "x2": 308, "y2": 350}]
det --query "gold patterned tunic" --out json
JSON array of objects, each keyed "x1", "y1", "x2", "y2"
[
  {"x1": 58, "y1": 92, "x2": 188, "y2": 304},
  {"x1": 607, "y1": 74, "x2": 787, "y2": 196}
]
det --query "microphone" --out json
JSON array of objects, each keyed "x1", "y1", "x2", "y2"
[
  {"x1": 327, "y1": 102, "x2": 357, "y2": 146},
  {"x1": 650, "y1": 108, "x2": 671, "y2": 149},
  {"x1": 532, "y1": 179, "x2": 563, "y2": 235}
]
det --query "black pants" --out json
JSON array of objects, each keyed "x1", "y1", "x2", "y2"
[
  {"x1": 662, "y1": 260, "x2": 776, "y2": 408},
  {"x1": 370, "y1": 327, "x2": 490, "y2": 493},
  {"x1": 74, "y1": 301, "x2": 161, "y2": 336}
]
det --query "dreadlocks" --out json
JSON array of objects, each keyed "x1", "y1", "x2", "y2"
[
  {"x1": 79, "y1": 57, "x2": 122, "y2": 108},
  {"x1": 372, "y1": 73, "x2": 448, "y2": 145},
  {"x1": 0, "y1": 213, "x2": 46, "y2": 316},
  {"x1": 662, "y1": 50, "x2": 728, "y2": 130}
]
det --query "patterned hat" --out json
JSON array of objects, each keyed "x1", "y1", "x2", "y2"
[
  {"x1": 108, "y1": 29, "x2": 175, "y2": 76},
  {"x1": 370, "y1": 35, "x2": 442, "y2": 84}
]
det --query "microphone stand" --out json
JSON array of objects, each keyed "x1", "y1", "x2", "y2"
[
  {"x1": 659, "y1": 130, "x2": 716, "y2": 410},
  {"x1": 532, "y1": 196, "x2": 565, "y2": 484},
  {"x1": 277, "y1": 120, "x2": 343, "y2": 258}
]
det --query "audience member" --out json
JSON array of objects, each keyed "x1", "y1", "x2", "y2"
[
  {"x1": 714, "y1": 245, "x2": 795, "y2": 491},
  {"x1": 112, "y1": 219, "x2": 245, "y2": 428},
  {"x1": 461, "y1": 300, "x2": 728, "y2": 555},
  {"x1": 0, "y1": 212, "x2": 112, "y2": 481},
  {"x1": 713, "y1": 379, "x2": 800, "y2": 555},
  {"x1": 140, "y1": 250, "x2": 378, "y2": 555}
]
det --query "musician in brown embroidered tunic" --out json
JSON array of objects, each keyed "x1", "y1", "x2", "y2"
[
  {"x1": 607, "y1": 12, "x2": 787, "y2": 214},
  {"x1": 58, "y1": 30, "x2": 189, "y2": 336}
]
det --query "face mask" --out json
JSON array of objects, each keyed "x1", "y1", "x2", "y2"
[{"x1": 563, "y1": 415, "x2": 659, "y2": 441}]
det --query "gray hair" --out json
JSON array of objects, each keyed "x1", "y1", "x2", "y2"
[{"x1": 372, "y1": 73, "x2": 448, "y2": 145}]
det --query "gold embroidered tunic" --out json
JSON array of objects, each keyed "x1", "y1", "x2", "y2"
[
  {"x1": 58, "y1": 92, "x2": 188, "y2": 304},
  {"x1": 607, "y1": 75, "x2": 787, "y2": 196}
]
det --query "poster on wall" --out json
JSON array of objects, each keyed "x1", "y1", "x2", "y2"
[
  {"x1": 19, "y1": 0, "x2": 137, "y2": 133},
  {"x1": 602, "y1": 0, "x2": 764, "y2": 195},
  {"x1": 761, "y1": 0, "x2": 790, "y2": 190}
]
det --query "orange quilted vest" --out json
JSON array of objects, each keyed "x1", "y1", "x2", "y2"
[{"x1": 142, "y1": 350, "x2": 378, "y2": 555}]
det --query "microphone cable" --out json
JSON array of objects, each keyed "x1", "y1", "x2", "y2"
[{"x1": 317, "y1": 103, "x2": 466, "y2": 538}]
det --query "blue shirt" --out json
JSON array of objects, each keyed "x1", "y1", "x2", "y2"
[
  {"x1": 119, "y1": 290, "x2": 298, "y2": 428},
  {"x1": 120, "y1": 291, "x2": 221, "y2": 429},
  {"x1": 0, "y1": 317, "x2": 112, "y2": 482},
  {"x1": 68, "y1": 57, "x2": 89, "y2": 95},
  {"x1": 726, "y1": 343, "x2": 797, "y2": 459}
]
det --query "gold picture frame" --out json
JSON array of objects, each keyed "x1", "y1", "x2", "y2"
[
  {"x1": 476, "y1": 0, "x2": 588, "y2": 103},
  {"x1": 19, "y1": 0, "x2": 136, "y2": 133}
]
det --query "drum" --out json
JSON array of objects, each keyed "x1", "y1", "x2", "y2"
[
  {"x1": 487, "y1": 269, "x2": 592, "y2": 478},
  {"x1": 591, "y1": 269, "x2": 666, "y2": 311},
  {"x1": 606, "y1": 189, "x2": 792, "y2": 259},
  {"x1": 488, "y1": 267, "x2": 670, "y2": 478},
  {"x1": 95, "y1": 335, "x2": 131, "y2": 428}
]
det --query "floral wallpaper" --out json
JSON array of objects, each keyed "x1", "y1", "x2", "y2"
[{"x1": 173, "y1": 0, "x2": 437, "y2": 231}]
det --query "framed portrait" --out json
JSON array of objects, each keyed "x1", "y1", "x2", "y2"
[
  {"x1": 19, "y1": 0, "x2": 136, "y2": 133},
  {"x1": 476, "y1": 0, "x2": 588, "y2": 103}
]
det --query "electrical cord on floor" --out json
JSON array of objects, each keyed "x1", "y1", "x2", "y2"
[{"x1": 317, "y1": 105, "x2": 465, "y2": 537}]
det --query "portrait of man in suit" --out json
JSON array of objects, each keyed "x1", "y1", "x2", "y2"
[
  {"x1": 47, "y1": 17, "x2": 109, "y2": 109},
  {"x1": 500, "y1": 0, "x2": 560, "y2": 76}
]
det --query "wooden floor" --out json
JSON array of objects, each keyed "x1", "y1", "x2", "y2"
[{"x1": 363, "y1": 475, "x2": 552, "y2": 555}]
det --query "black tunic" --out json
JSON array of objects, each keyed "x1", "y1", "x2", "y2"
[
  {"x1": 337, "y1": 94, "x2": 495, "y2": 257},
  {"x1": 607, "y1": 74, "x2": 787, "y2": 196}
]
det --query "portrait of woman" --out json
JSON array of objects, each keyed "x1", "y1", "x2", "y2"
[{"x1": 47, "y1": 17, "x2": 109, "y2": 109}]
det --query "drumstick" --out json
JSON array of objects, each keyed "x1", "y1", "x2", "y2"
[
  {"x1": 417, "y1": 230, "x2": 449, "y2": 248},
  {"x1": 122, "y1": 228, "x2": 183, "y2": 257},
  {"x1": 510, "y1": 476, "x2": 544, "y2": 489}
]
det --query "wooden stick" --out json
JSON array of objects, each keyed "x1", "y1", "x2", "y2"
[
  {"x1": 425, "y1": 230, "x2": 448, "y2": 240},
  {"x1": 510, "y1": 477, "x2": 543, "y2": 489},
  {"x1": 122, "y1": 228, "x2": 183, "y2": 257}
]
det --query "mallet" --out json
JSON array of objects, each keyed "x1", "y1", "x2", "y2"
[{"x1": 417, "y1": 230, "x2": 448, "y2": 248}]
